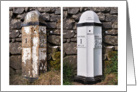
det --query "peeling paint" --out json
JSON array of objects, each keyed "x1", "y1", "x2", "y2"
[{"x1": 22, "y1": 48, "x2": 31, "y2": 64}]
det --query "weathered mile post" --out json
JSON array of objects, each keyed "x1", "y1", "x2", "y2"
[
  {"x1": 22, "y1": 11, "x2": 47, "y2": 80},
  {"x1": 75, "y1": 11, "x2": 102, "y2": 84}
]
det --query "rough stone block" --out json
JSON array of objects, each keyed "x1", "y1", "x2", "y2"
[
  {"x1": 13, "y1": 7, "x2": 24, "y2": 14},
  {"x1": 63, "y1": 30, "x2": 75, "y2": 39},
  {"x1": 105, "y1": 29, "x2": 118, "y2": 35},
  {"x1": 46, "y1": 22, "x2": 57, "y2": 29},
  {"x1": 63, "y1": 19, "x2": 75, "y2": 30},
  {"x1": 10, "y1": 42, "x2": 22, "y2": 54},
  {"x1": 68, "y1": 8, "x2": 79, "y2": 14},
  {"x1": 110, "y1": 7, "x2": 118, "y2": 14},
  {"x1": 105, "y1": 35, "x2": 118, "y2": 45},
  {"x1": 10, "y1": 55, "x2": 21, "y2": 70},
  {"x1": 105, "y1": 15, "x2": 117, "y2": 22},
  {"x1": 63, "y1": 42, "x2": 77, "y2": 55},
  {"x1": 48, "y1": 35, "x2": 60, "y2": 45},
  {"x1": 10, "y1": 30, "x2": 20, "y2": 38},
  {"x1": 102, "y1": 22, "x2": 112, "y2": 29}
]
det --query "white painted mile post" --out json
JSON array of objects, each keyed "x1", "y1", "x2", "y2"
[
  {"x1": 75, "y1": 11, "x2": 102, "y2": 83},
  {"x1": 22, "y1": 11, "x2": 47, "y2": 81}
]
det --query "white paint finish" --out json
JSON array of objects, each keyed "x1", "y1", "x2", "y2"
[
  {"x1": 32, "y1": 36, "x2": 39, "y2": 77},
  {"x1": 77, "y1": 27, "x2": 87, "y2": 76},
  {"x1": 77, "y1": 11, "x2": 102, "y2": 78},
  {"x1": 78, "y1": 11, "x2": 101, "y2": 24},
  {"x1": 39, "y1": 48, "x2": 47, "y2": 61},
  {"x1": 87, "y1": 26, "x2": 95, "y2": 77},
  {"x1": 24, "y1": 27, "x2": 30, "y2": 34},
  {"x1": 22, "y1": 48, "x2": 31, "y2": 65}
]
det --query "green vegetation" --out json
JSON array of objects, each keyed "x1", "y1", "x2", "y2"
[
  {"x1": 63, "y1": 61, "x2": 75, "y2": 85},
  {"x1": 102, "y1": 51, "x2": 118, "y2": 85},
  {"x1": 48, "y1": 51, "x2": 61, "y2": 70}
]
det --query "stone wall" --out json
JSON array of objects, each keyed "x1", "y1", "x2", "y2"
[
  {"x1": 9, "y1": 7, "x2": 61, "y2": 76},
  {"x1": 63, "y1": 7, "x2": 118, "y2": 73}
]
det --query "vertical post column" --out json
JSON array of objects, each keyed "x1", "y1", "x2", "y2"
[{"x1": 22, "y1": 11, "x2": 47, "y2": 80}]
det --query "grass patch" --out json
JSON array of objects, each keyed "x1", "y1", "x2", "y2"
[
  {"x1": 102, "y1": 51, "x2": 118, "y2": 85},
  {"x1": 10, "y1": 70, "x2": 60, "y2": 85},
  {"x1": 63, "y1": 61, "x2": 75, "y2": 85}
]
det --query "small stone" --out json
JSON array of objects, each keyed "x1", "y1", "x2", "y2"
[
  {"x1": 48, "y1": 35, "x2": 60, "y2": 45},
  {"x1": 97, "y1": 13, "x2": 105, "y2": 21},
  {"x1": 10, "y1": 42, "x2": 22, "y2": 54},
  {"x1": 10, "y1": 30, "x2": 20, "y2": 38},
  {"x1": 49, "y1": 30, "x2": 60, "y2": 35},
  {"x1": 11, "y1": 21, "x2": 22, "y2": 29},
  {"x1": 10, "y1": 55, "x2": 21, "y2": 70},
  {"x1": 63, "y1": 39, "x2": 67, "y2": 43},
  {"x1": 50, "y1": 14, "x2": 60, "y2": 22},
  {"x1": 63, "y1": 7, "x2": 68, "y2": 11},
  {"x1": 112, "y1": 22, "x2": 118, "y2": 28},
  {"x1": 63, "y1": 19, "x2": 75, "y2": 30},
  {"x1": 93, "y1": 7, "x2": 110, "y2": 12},
  {"x1": 16, "y1": 38, "x2": 22, "y2": 42},
  {"x1": 71, "y1": 38, "x2": 77, "y2": 42},
  {"x1": 110, "y1": 7, "x2": 118, "y2": 14},
  {"x1": 55, "y1": 8, "x2": 60, "y2": 15},
  {"x1": 10, "y1": 67, "x2": 15, "y2": 76},
  {"x1": 68, "y1": 8, "x2": 79, "y2": 14},
  {"x1": 63, "y1": 30, "x2": 75, "y2": 39},
  {"x1": 63, "y1": 55, "x2": 77, "y2": 71},
  {"x1": 105, "y1": 15, "x2": 117, "y2": 22},
  {"x1": 48, "y1": 45, "x2": 59, "y2": 54},
  {"x1": 9, "y1": 11, "x2": 13, "y2": 18},
  {"x1": 105, "y1": 29, "x2": 118, "y2": 35},
  {"x1": 63, "y1": 42, "x2": 77, "y2": 55},
  {"x1": 102, "y1": 22, "x2": 112, "y2": 29},
  {"x1": 72, "y1": 13, "x2": 81, "y2": 21},
  {"x1": 63, "y1": 11, "x2": 68, "y2": 18},
  {"x1": 46, "y1": 22, "x2": 57, "y2": 28},
  {"x1": 67, "y1": 39, "x2": 71, "y2": 43},
  {"x1": 13, "y1": 7, "x2": 24, "y2": 14},
  {"x1": 105, "y1": 35, "x2": 118, "y2": 45},
  {"x1": 42, "y1": 13, "x2": 50, "y2": 21}
]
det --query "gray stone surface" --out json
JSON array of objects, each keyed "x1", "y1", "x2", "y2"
[
  {"x1": 63, "y1": 30, "x2": 75, "y2": 39},
  {"x1": 10, "y1": 42, "x2": 22, "y2": 54},
  {"x1": 10, "y1": 55, "x2": 21, "y2": 70},
  {"x1": 48, "y1": 35, "x2": 60, "y2": 45},
  {"x1": 105, "y1": 35, "x2": 118, "y2": 45},
  {"x1": 63, "y1": 42, "x2": 77, "y2": 55}
]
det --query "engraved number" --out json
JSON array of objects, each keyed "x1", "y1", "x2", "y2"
[{"x1": 25, "y1": 38, "x2": 27, "y2": 43}]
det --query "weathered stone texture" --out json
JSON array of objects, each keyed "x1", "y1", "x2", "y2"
[
  {"x1": 10, "y1": 55, "x2": 21, "y2": 70},
  {"x1": 10, "y1": 42, "x2": 22, "y2": 54},
  {"x1": 63, "y1": 42, "x2": 77, "y2": 55}
]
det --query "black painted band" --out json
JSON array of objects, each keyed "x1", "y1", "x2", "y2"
[
  {"x1": 21, "y1": 22, "x2": 46, "y2": 27},
  {"x1": 77, "y1": 22, "x2": 102, "y2": 27}
]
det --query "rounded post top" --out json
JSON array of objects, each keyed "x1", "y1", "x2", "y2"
[
  {"x1": 78, "y1": 11, "x2": 101, "y2": 24},
  {"x1": 22, "y1": 10, "x2": 46, "y2": 27}
]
